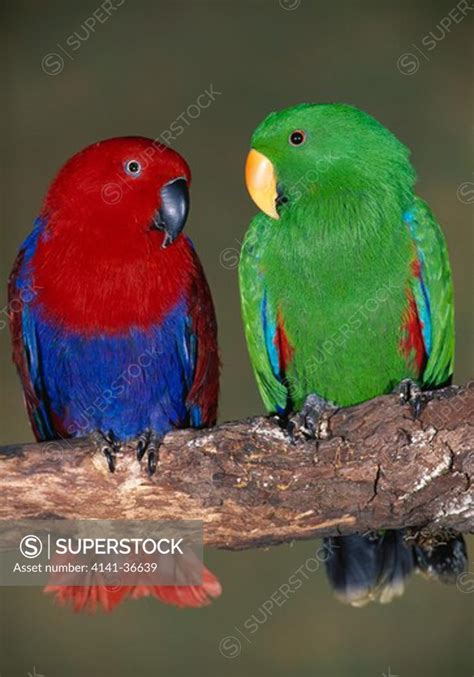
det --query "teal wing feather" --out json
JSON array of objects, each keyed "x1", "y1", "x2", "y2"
[
  {"x1": 239, "y1": 216, "x2": 289, "y2": 413},
  {"x1": 405, "y1": 197, "x2": 454, "y2": 388}
]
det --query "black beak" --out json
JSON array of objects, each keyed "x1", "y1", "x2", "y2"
[{"x1": 153, "y1": 177, "x2": 190, "y2": 248}]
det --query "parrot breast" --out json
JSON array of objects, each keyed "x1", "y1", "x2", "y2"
[
  {"x1": 30, "y1": 220, "x2": 195, "y2": 333},
  {"x1": 258, "y1": 213, "x2": 419, "y2": 407}
]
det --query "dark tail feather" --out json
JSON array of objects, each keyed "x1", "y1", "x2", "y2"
[
  {"x1": 323, "y1": 530, "x2": 414, "y2": 607},
  {"x1": 412, "y1": 530, "x2": 467, "y2": 584}
]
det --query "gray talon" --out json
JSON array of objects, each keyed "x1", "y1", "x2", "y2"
[
  {"x1": 397, "y1": 378, "x2": 425, "y2": 419},
  {"x1": 135, "y1": 429, "x2": 162, "y2": 475},
  {"x1": 288, "y1": 393, "x2": 336, "y2": 441},
  {"x1": 91, "y1": 430, "x2": 118, "y2": 473},
  {"x1": 148, "y1": 447, "x2": 158, "y2": 475},
  {"x1": 136, "y1": 430, "x2": 150, "y2": 461}
]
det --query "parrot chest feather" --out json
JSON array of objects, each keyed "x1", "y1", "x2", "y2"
[
  {"x1": 252, "y1": 214, "x2": 417, "y2": 407},
  {"x1": 30, "y1": 227, "x2": 195, "y2": 333}
]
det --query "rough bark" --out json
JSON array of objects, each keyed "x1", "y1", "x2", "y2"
[{"x1": 0, "y1": 384, "x2": 472, "y2": 550}]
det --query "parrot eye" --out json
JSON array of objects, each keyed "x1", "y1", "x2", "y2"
[
  {"x1": 289, "y1": 130, "x2": 306, "y2": 146},
  {"x1": 125, "y1": 160, "x2": 142, "y2": 176}
]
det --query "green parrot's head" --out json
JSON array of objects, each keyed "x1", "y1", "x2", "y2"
[{"x1": 245, "y1": 103, "x2": 415, "y2": 220}]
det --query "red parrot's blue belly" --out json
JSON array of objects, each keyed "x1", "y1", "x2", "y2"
[{"x1": 30, "y1": 302, "x2": 198, "y2": 441}]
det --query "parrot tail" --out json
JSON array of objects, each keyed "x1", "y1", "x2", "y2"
[
  {"x1": 412, "y1": 529, "x2": 468, "y2": 584},
  {"x1": 324, "y1": 529, "x2": 467, "y2": 606},
  {"x1": 44, "y1": 566, "x2": 222, "y2": 613},
  {"x1": 323, "y1": 530, "x2": 415, "y2": 607}
]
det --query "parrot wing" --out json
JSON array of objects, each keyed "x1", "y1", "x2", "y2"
[
  {"x1": 8, "y1": 218, "x2": 57, "y2": 440},
  {"x1": 239, "y1": 218, "x2": 290, "y2": 414},
  {"x1": 404, "y1": 197, "x2": 454, "y2": 388},
  {"x1": 184, "y1": 247, "x2": 220, "y2": 427}
]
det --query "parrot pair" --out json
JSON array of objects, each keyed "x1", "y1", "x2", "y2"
[{"x1": 9, "y1": 105, "x2": 467, "y2": 612}]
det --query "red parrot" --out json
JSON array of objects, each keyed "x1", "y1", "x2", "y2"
[{"x1": 8, "y1": 136, "x2": 221, "y2": 611}]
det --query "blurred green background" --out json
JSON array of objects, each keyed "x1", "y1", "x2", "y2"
[{"x1": 1, "y1": 1, "x2": 473, "y2": 675}]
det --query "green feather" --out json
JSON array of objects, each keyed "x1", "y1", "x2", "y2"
[
  {"x1": 239, "y1": 222, "x2": 289, "y2": 412},
  {"x1": 408, "y1": 197, "x2": 454, "y2": 386}
]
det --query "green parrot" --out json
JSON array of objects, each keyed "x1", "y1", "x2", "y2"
[{"x1": 239, "y1": 103, "x2": 467, "y2": 606}]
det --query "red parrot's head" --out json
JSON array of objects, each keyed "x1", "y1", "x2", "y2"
[{"x1": 43, "y1": 136, "x2": 191, "y2": 249}]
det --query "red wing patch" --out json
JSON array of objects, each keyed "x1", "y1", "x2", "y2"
[
  {"x1": 411, "y1": 258, "x2": 422, "y2": 279},
  {"x1": 274, "y1": 309, "x2": 294, "y2": 375},
  {"x1": 400, "y1": 292, "x2": 427, "y2": 376}
]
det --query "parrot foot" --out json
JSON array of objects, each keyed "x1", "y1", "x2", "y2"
[
  {"x1": 287, "y1": 394, "x2": 337, "y2": 442},
  {"x1": 396, "y1": 378, "x2": 426, "y2": 419},
  {"x1": 136, "y1": 429, "x2": 162, "y2": 475},
  {"x1": 90, "y1": 430, "x2": 118, "y2": 473}
]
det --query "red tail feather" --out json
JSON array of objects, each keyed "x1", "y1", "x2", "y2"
[
  {"x1": 44, "y1": 566, "x2": 222, "y2": 613},
  {"x1": 44, "y1": 584, "x2": 131, "y2": 613},
  {"x1": 130, "y1": 567, "x2": 222, "y2": 608}
]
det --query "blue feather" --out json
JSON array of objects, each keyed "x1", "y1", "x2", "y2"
[
  {"x1": 29, "y1": 302, "x2": 197, "y2": 440},
  {"x1": 261, "y1": 291, "x2": 280, "y2": 378},
  {"x1": 404, "y1": 208, "x2": 432, "y2": 355}
]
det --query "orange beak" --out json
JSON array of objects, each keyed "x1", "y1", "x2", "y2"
[{"x1": 245, "y1": 149, "x2": 279, "y2": 219}]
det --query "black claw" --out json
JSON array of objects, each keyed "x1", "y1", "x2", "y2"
[
  {"x1": 148, "y1": 450, "x2": 157, "y2": 475},
  {"x1": 397, "y1": 379, "x2": 424, "y2": 419},
  {"x1": 136, "y1": 430, "x2": 161, "y2": 475},
  {"x1": 136, "y1": 442, "x2": 146, "y2": 462},
  {"x1": 136, "y1": 430, "x2": 150, "y2": 461},
  {"x1": 412, "y1": 396, "x2": 422, "y2": 419},
  {"x1": 90, "y1": 430, "x2": 119, "y2": 473},
  {"x1": 104, "y1": 448, "x2": 116, "y2": 473}
]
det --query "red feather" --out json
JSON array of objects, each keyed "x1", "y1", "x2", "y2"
[
  {"x1": 400, "y1": 291, "x2": 426, "y2": 375},
  {"x1": 186, "y1": 253, "x2": 220, "y2": 425},
  {"x1": 274, "y1": 309, "x2": 294, "y2": 374},
  {"x1": 44, "y1": 567, "x2": 221, "y2": 613}
]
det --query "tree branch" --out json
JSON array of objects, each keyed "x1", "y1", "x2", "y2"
[{"x1": 1, "y1": 384, "x2": 472, "y2": 549}]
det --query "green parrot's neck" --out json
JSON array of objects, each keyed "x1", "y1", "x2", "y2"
[{"x1": 282, "y1": 178, "x2": 414, "y2": 245}]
